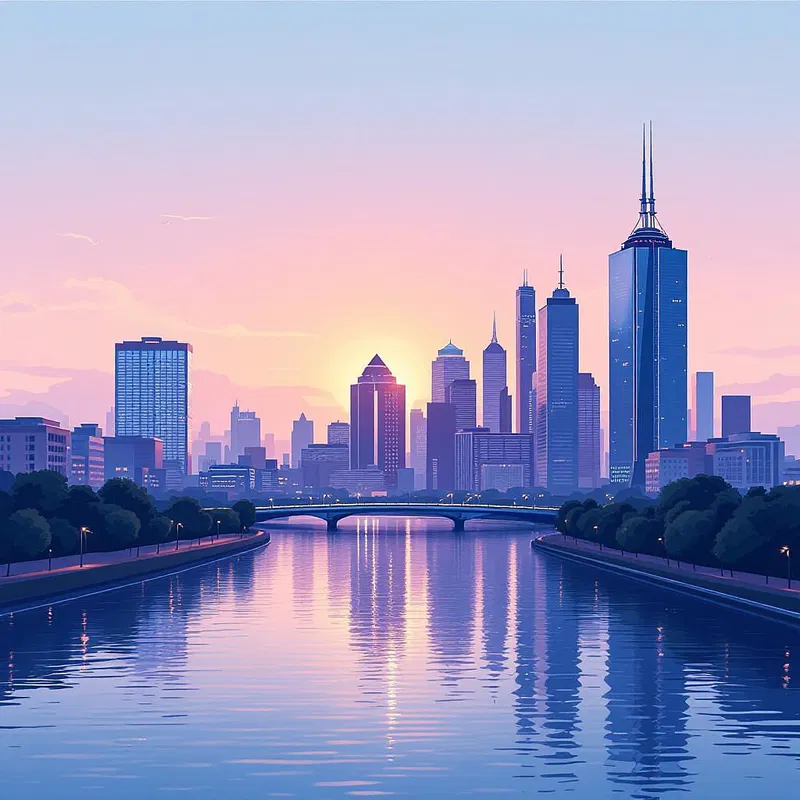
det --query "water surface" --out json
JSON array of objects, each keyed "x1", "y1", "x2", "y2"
[{"x1": 2, "y1": 518, "x2": 800, "y2": 798}]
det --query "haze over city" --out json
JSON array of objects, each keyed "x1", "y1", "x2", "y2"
[{"x1": 2, "y1": 2, "x2": 800, "y2": 441}]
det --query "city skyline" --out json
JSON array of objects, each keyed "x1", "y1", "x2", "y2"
[{"x1": 2, "y1": 4, "x2": 800, "y2": 442}]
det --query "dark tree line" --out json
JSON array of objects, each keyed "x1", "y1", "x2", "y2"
[
  {"x1": 556, "y1": 475, "x2": 800, "y2": 578},
  {"x1": 0, "y1": 471, "x2": 257, "y2": 571}
]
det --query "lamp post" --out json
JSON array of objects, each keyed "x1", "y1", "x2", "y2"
[
  {"x1": 79, "y1": 527, "x2": 91, "y2": 568},
  {"x1": 781, "y1": 546, "x2": 792, "y2": 589},
  {"x1": 175, "y1": 522, "x2": 183, "y2": 551},
  {"x1": 48, "y1": 548, "x2": 52, "y2": 572},
  {"x1": 216, "y1": 519, "x2": 221, "y2": 542}
]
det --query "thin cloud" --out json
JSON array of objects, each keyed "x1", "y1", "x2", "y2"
[
  {"x1": 718, "y1": 373, "x2": 800, "y2": 397},
  {"x1": 719, "y1": 345, "x2": 800, "y2": 358},
  {"x1": 57, "y1": 232, "x2": 99, "y2": 246},
  {"x1": 160, "y1": 214, "x2": 214, "y2": 224},
  {"x1": 0, "y1": 302, "x2": 35, "y2": 314}
]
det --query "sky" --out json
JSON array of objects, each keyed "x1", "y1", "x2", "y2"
[{"x1": 1, "y1": 3, "x2": 799, "y2": 443}]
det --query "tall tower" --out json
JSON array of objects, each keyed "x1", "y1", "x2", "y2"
[
  {"x1": 578, "y1": 373, "x2": 601, "y2": 489},
  {"x1": 482, "y1": 314, "x2": 508, "y2": 433},
  {"x1": 536, "y1": 259, "x2": 579, "y2": 494},
  {"x1": 609, "y1": 124, "x2": 688, "y2": 487},
  {"x1": 516, "y1": 271, "x2": 536, "y2": 434},
  {"x1": 115, "y1": 336, "x2": 191, "y2": 474},
  {"x1": 291, "y1": 413, "x2": 314, "y2": 468},
  {"x1": 431, "y1": 341, "x2": 470, "y2": 402},
  {"x1": 230, "y1": 403, "x2": 261, "y2": 461},
  {"x1": 350, "y1": 355, "x2": 406, "y2": 488},
  {"x1": 693, "y1": 371, "x2": 714, "y2": 441}
]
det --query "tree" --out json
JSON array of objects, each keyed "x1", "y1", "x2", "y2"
[
  {"x1": 99, "y1": 479, "x2": 156, "y2": 526},
  {"x1": 11, "y1": 470, "x2": 68, "y2": 516},
  {"x1": 210, "y1": 508, "x2": 241, "y2": 535},
  {"x1": 101, "y1": 505, "x2": 141, "y2": 550},
  {"x1": 5, "y1": 509, "x2": 51, "y2": 563},
  {"x1": 663, "y1": 510, "x2": 714, "y2": 562},
  {"x1": 555, "y1": 500, "x2": 582, "y2": 534},
  {"x1": 146, "y1": 515, "x2": 172, "y2": 551},
  {"x1": 0, "y1": 469, "x2": 13, "y2": 493},
  {"x1": 232, "y1": 500, "x2": 257, "y2": 531},
  {"x1": 713, "y1": 515, "x2": 766, "y2": 567},
  {"x1": 187, "y1": 511, "x2": 213, "y2": 538},
  {"x1": 577, "y1": 508, "x2": 603, "y2": 542},
  {"x1": 167, "y1": 497, "x2": 203, "y2": 526},
  {"x1": 564, "y1": 506, "x2": 587, "y2": 538},
  {"x1": 616, "y1": 516, "x2": 658, "y2": 554},
  {"x1": 657, "y1": 474, "x2": 729, "y2": 519},
  {"x1": 57, "y1": 485, "x2": 103, "y2": 531},
  {"x1": 49, "y1": 517, "x2": 79, "y2": 556}
]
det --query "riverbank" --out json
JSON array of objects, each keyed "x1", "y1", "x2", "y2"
[
  {"x1": 533, "y1": 532, "x2": 800, "y2": 622},
  {"x1": 0, "y1": 530, "x2": 270, "y2": 609}
]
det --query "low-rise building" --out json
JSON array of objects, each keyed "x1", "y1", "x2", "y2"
[
  {"x1": 0, "y1": 417, "x2": 71, "y2": 477},
  {"x1": 71, "y1": 423, "x2": 105, "y2": 487},
  {"x1": 104, "y1": 436, "x2": 163, "y2": 486},
  {"x1": 455, "y1": 429, "x2": 534, "y2": 492},
  {"x1": 329, "y1": 467, "x2": 387, "y2": 496},
  {"x1": 301, "y1": 443, "x2": 350, "y2": 489},
  {"x1": 644, "y1": 442, "x2": 708, "y2": 494},
  {"x1": 707, "y1": 432, "x2": 784, "y2": 492},
  {"x1": 198, "y1": 463, "x2": 256, "y2": 495}
]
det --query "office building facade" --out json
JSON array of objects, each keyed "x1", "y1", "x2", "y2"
[
  {"x1": 327, "y1": 421, "x2": 350, "y2": 446},
  {"x1": 693, "y1": 371, "x2": 714, "y2": 441},
  {"x1": 350, "y1": 355, "x2": 406, "y2": 488},
  {"x1": 455, "y1": 429, "x2": 534, "y2": 492},
  {"x1": 71, "y1": 423, "x2": 105, "y2": 488},
  {"x1": 536, "y1": 266, "x2": 579, "y2": 495},
  {"x1": 230, "y1": 404, "x2": 261, "y2": 461},
  {"x1": 426, "y1": 402, "x2": 457, "y2": 491},
  {"x1": 301, "y1": 443, "x2": 350, "y2": 489},
  {"x1": 431, "y1": 341, "x2": 470, "y2": 403},
  {"x1": 0, "y1": 417, "x2": 71, "y2": 477},
  {"x1": 104, "y1": 435, "x2": 163, "y2": 486},
  {"x1": 445, "y1": 378, "x2": 477, "y2": 431},
  {"x1": 516, "y1": 272, "x2": 536, "y2": 435},
  {"x1": 115, "y1": 337, "x2": 191, "y2": 474},
  {"x1": 609, "y1": 127, "x2": 688, "y2": 487},
  {"x1": 409, "y1": 408, "x2": 427, "y2": 489},
  {"x1": 578, "y1": 373, "x2": 601, "y2": 489},
  {"x1": 482, "y1": 316, "x2": 509, "y2": 433},
  {"x1": 708, "y1": 432, "x2": 783, "y2": 491}
]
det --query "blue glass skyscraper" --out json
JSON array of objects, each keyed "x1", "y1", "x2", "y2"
[{"x1": 609, "y1": 125, "x2": 688, "y2": 487}]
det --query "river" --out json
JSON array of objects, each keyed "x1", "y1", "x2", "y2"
[{"x1": 2, "y1": 518, "x2": 800, "y2": 797}]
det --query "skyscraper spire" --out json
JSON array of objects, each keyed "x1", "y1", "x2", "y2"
[
  {"x1": 558, "y1": 254, "x2": 564, "y2": 289},
  {"x1": 491, "y1": 312, "x2": 498, "y2": 343},
  {"x1": 648, "y1": 120, "x2": 656, "y2": 218},
  {"x1": 522, "y1": 268, "x2": 528, "y2": 287},
  {"x1": 640, "y1": 122, "x2": 648, "y2": 223}
]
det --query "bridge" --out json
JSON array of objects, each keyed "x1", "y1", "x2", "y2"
[{"x1": 255, "y1": 502, "x2": 558, "y2": 532}]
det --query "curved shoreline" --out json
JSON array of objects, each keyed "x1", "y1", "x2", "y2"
[
  {"x1": 0, "y1": 531, "x2": 270, "y2": 613},
  {"x1": 532, "y1": 533, "x2": 800, "y2": 624}
]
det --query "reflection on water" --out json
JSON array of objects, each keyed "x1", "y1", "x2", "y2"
[{"x1": 2, "y1": 518, "x2": 800, "y2": 798}]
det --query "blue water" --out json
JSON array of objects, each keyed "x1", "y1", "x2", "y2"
[{"x1": 2, "y1": 518, "x2": 800, "y2": 798}]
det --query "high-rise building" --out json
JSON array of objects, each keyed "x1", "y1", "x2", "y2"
[
  {"x1": 230, "y1": 404, "x2": 261, "y2": 461},
  {"x1": 516, "y1": 271, "x2": 537, "y2": 435},
  {"x1": 291, "y1": 413, "x2": 314, "y2": 468},
  {"x1": 454, "y1": 429, "x2": 534, "y2": 491},
  {"x1": 71, "y1": 423, "x2": 105, "y2": 488},
  {"x1": 609, "y1": 126, "x2": 688, "y2": 488},
  {"x1": 327, "y1": 421, "x2": 350, "y2": 446},
  {"x1": 350, "y1": 355, "x2": 406, "y2": 488},
  {"x1": 499, "y1": 386, "x2": 512, "y2": 433},
  {"x1": 0, "y1": 417, "x2": 71, "y2": 477},
  {"x1": 426, "y1": 402, "x2": 457, "y2": 491},
  {"x1": 536, "y1": 262, "x2": 579, "y2": 495},
  {"x1": 114, "y1": 336, "x2": 191, "y2": 474},
  {"x1": 445, "y1": 378, "x2": 477, "y2": 430},
  {"x1": 482, "y1": 315, "x2": 508, "y2": 433},
  {"x1": 721, "y1": 395, "x2": 751, "y2": 437},
  {"x1": 431, "y1": 341, "x2": 470, "y2": 402},
  {"x1": 409, "y1": 408, "x2": 427, "y2": 488},
  {"x1": 694, "y1": 372, "x2": 714, "y2": 441},
  {"x1": 578, "y1": 373, "x2": 601, "y2": 490}
]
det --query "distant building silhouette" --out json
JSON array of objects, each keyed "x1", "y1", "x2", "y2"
[
  {"x1": 432, "y1": 341, "x2": 470, "y2": 402},
  {"x1": 693, "y1": 371, "x2": 714, "y2": 441},
  {"x1": 230, "y1": 404, "x2": 261, "y2": 461},
  {"x1": 114, "y1": 336, "x2": 191, "y2": 474},
  {"x1": 409, "y1": 408, "x2": 427, "y2": 488},
  {"x1": 350, "y1": 355, "x2": 406, "y2": 489},
  {"x1": 0, "y1": 417, "x2": 70, "y2": 477},
  {"x1": 426, "y1": 402, "x2": 457, "y2": 491},
  {"x1": 482, "y1": 315, "x2": 509, "y2": 433},
  {"x1": 609, "y1": 126, "x2": 687, "y2": 488},
  {"x1": 241, "y1": 446, "x2": 267, "y2": 470},
  {"x1": 499, "y1": 386, "x2": 512, "y2": 433},
  {"x1": 445, "y1": 378, "x2": 477, "y2": 431},
  {"x1": 105, "y1": 407, "x2": 115, "y2": 437},
  {"x1": 536, "y1": 260, "x2": 579, "y2": 495},
  {"x1": 291, "y1": 413, "x2": 314, "y2": 468},
  {"x1": 516, "y1": 272, "x2": 537, "y2": 435},
  {"x1": 721, "y1": 395, "x2": 751, "y2": 437},
  {"x1": 454, "y1": 429, "x2": 534, "y2": 491},
  {"x1": 71, "y1": 423, "x2": 105, "y2": 488},
  {"x1": 578, "y1": 373, "x2": 601, "y2": 489}
]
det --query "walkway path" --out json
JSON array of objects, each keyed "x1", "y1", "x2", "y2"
[{"x1": 1, "y1": 534, "x2": 246, "y2": 584}]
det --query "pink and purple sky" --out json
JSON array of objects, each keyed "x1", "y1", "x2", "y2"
[{"x1": 1, "y1": 3, "x2": 799, "y2": 445}]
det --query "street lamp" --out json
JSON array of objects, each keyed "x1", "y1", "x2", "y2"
[
  {"x1": 175, "y1": 522, "x2": 183, "y2": 551},
  {"x1": 781, "y1": 546, "x2": 792, "y2": 589},
  {"x1": 48, "y1": 548, "x2": 52, "y2": 572},
  {"x1": 216, "y1": 519, "x2": 221, "y2": 542},
  {"x1": 269, "y1": 497, "x2": 274, "y2": 508},
  {"x1": 79, "y1": 527, "x2": 91, "y2": 568}
]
